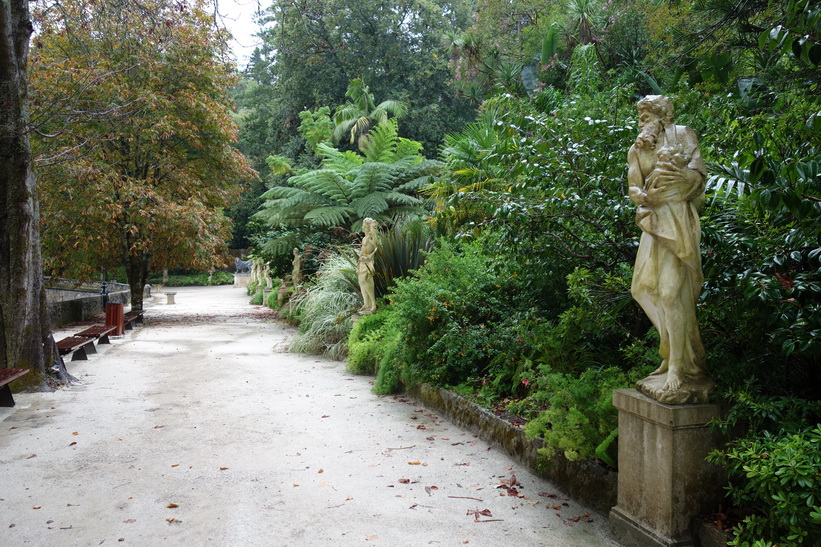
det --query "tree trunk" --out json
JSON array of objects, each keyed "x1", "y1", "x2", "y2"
[
  {"x1": 0, "y1": 0, "x2": 65, "y2": 387},
  {"x1": 125, "y1": 250, "x2": 149, "y2": 311}
]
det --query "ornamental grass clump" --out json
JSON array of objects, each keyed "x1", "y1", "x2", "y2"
[{"x1": 288, "y1": 252, "x2": 360, "y2": 360}]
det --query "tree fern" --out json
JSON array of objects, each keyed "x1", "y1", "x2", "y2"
[{"x1": 256, "y1": 115, "x2": 438, "y2": 262}]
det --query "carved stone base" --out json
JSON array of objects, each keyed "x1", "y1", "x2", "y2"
[
  {"x1": 609, "y1": 389, "x2": 726, "y2": 547},
  {"x1": 636, "y1": 372, "x2": 714, "y2": 405}
]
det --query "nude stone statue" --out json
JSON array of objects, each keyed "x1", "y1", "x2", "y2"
[
  {"x1": 291, "y1": 248, "x2": 304, "y2": 287},
  {"x1": 357, "y1": 218, "x2": 379, "y2": 314},
  {"x1": 627, "y1": 95, "x2": 712, "y2": 404}
]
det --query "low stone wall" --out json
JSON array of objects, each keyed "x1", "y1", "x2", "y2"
[
  {"x1": 409, "y1": 384, "x2": 618, "y2": 514},
  {"x1": 47, "y1": 289, "x2": 131, "y2": 329}
]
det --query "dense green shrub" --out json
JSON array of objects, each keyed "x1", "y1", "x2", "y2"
[
  {"x1": 706, "y1": 387, "x2": 821, "y2": 545},
  {"x1": 523, "y1": 365, "x2": 651, "y2": 469},
  {"x1": 385, "y1": 238, "x2": 536, "y2": 389},
  {"x1": 148, "y1": 271, "x2": 234, "y2": 286},
  {"x1": 250, "y1": 288, "x2": 264, "y2": 305},
  {"x1": 346, "y1": 308, "x2": 402, "y2": 375}
]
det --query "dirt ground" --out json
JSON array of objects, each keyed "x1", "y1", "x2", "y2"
[{"x1": 0, "y1": 285, "x2": 618, "y2": 546}]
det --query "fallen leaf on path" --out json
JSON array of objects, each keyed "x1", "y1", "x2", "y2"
[
  {"x1": 154, "y1": 425, "x2": 166, "y2": 429},
  {"x1": 426, "y1": 436, "x2": 435, "y2": 441},
  {"x1": 219, "y1": 467, "x2": 229, "y2": 471},
  {"x1": 171, "y1": 464, "x2": 180, "y2": 467},
  {"x1": 123, "y1": 519, "x2": 136, "y2": 524},
  {"x1": 72, "y1": 432, "x2": 79, "y2": 436},
  {"x1": 416, "y1": 425, "x2": 427, "y2": 430},
  {"x1": 167, "y1": 503, "x2": 179, "y2": 508},
  {"x1": 33, "y1": 506, "x2": 41, "y2": 510},
  {"x1": 408, "y1": 461, "x2": 421, "y2": 465},
  {"x1": 26, "y1": 454, "x2": 37, "y2": 459},
  {"x1": 398, "y1": 479, "x2": 410, "y2": 484},
  {"x1": 321, "y1": 415, "x2": 330, "y2": 418},
  {"x1": 69, "y1": 442, "x2": 77, "y2": 446},
  {"x1": 318, "y1": 469, "x2": 324, "y2": 474},
  {"x1": 293, "y1": 484, "x2": 300, "y2": 487},
  {"x1": 365, "y1": 535, "x2": 378, "y2": 541}
]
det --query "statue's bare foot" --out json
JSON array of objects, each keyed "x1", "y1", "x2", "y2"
[{"x1": 662, "y1": 370, "x2": 683, "y2": 392}]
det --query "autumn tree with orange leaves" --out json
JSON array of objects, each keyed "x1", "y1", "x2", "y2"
[{"x1": 30, "y1": 0, "x2": 255, "y2": 310}]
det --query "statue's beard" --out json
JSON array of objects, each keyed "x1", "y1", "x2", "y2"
[{"x1": 635, "y1": 120, "x2": 662, "y2": 150}]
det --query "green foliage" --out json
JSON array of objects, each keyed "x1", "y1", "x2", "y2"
[
  {"x1": 288, "y1": 252, "x2": 360, "y2": 360},
  {"x1": 250, "y1": 288, "x2": 264, "y2": 305},
  {"x1": 147, "y1": 272, "x2": 234, "y2": 287},
  {"x1": 385, "y1": 238, "x2": 537, "y2": 388},
  {"x1": 245, "y1": 0, "x2": 474, "y2": 162},
  {"x1": 373, "y1": 220, "x2": 436, "y2": 298},
  {"x1": 524, "y1": 366, "x2": 645, "y2": 468},
  {"x1": 346, "y1": 308, "x2": 402, "y2": 375},
  {"x1": 255, "y1": 119, "x2": 441, "y2": 257},
  {"x1": 266, "y1": 285, "x2": 281, "y2": 308}
]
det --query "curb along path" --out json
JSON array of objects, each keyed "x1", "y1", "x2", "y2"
[{"x1": 0, "y1": 286, "x2": 616, "y2": 546}]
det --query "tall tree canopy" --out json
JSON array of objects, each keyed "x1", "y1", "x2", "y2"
[
  {"x1": 239, "y1": 0, "x2": 476, "y2": 166},
  {"x1": 30, "y1": 0, "x2": 255, "y2": 309}
]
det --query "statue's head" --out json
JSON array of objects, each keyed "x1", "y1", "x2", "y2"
[
  {"x1": 637, "y1": 95, "x2": 674, "y2": 126},
  {"x1": 362, "y1": 217, "x2": 378, "y2": 234}
]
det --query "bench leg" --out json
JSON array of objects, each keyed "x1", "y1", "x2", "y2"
[
  {"x1": 124, "y1": 321, "x2": 133, "y2": 331},
  {"x1": 0, "y1": 384, "x2": 15, "y2": 407},
  {"x1": 84, "y1": 341, "x2": 97, "y2": 355},
  {"x1": 98, "y1": 334, "x2": 111, "y2": 344},
  {"x1": 71, "y1": 347, "x2": 89, "y2": 361}
]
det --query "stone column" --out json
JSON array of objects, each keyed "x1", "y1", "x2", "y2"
[{"x1": 609, "y1": 389, "x2": 725, "y2": 547}]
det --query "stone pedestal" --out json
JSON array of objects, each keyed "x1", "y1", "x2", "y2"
[
  {"x1": 233, "y1": 273, "x2": 251, "y2": 288},
  {"x1": 609, "y1": 389, "x2": 725, "y2": 547},
  {"x1": 263, "y1": 287, "x2": 272, "y2": 303},
  {"x1": 165, "y1": 292, "x2": 176, "y2": 305}
]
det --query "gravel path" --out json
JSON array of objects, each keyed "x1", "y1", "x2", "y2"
[{"x1": 0, "y1": 285, "x2": 617, "y2": 546}]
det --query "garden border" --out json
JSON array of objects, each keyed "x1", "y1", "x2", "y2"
[{"x1": 408, "y1": 383, "x2": 618, "y2": 514}]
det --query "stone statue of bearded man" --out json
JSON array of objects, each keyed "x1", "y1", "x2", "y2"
[{"x1": 627, "y1": 95, "x2": 712, "y2": 404}]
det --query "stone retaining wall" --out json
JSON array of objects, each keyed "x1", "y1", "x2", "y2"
[
  {"x1": 409, "y1": 384, "x2": 618, "y2": 514},
  {"x1": 47, "y1": 290, "x2": 131, "y2": 329}
]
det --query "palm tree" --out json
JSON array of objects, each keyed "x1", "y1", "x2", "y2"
[
  {"x1": 332, "y1": 79, "x2": 408, "y2": 149},
  {"x1": 255, "y1": 119, "x2": 441, "y2": 255}
]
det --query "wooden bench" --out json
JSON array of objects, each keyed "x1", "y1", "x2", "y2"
[
  {"x1": 56, "y1": 336, "x2": 97, "y2": 361},
  {"x1": 0, "y1": 368, "x2": 29, "y2": 407},
  {"x1": 75, "y1": 325, "x2": 117, "y2": 345},
  {"x1": 123, "y1": 310, "x2": 145, "y2": 330}
]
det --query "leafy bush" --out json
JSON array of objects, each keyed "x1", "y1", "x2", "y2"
[
  {"x1": 385, "y1": 238, "x2": 535, "y2": 389},
  {"x1": 148, "y1": 271, "x2": 234, "y2": 286},
  {"x1": 288, "y1": 251, "x2": 360, "y2": 360},
  {"x1": 250, "y1": 288, "x2": 264, "y2": 305},
  {"x1": 707, "y1": 387, "x2": 821, "y2": 545},
  {"x1": 523, "y1": 365, "x2": 650, "y2": 469},
  {"x1": 346, "y1": 308, "x2": 401, "y2": 375},
  {"x1": 265, "y1": 283, "x2": 281, "y2": 308}
]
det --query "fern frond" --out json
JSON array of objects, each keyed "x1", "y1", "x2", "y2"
[
  {"x1": 290, "y1": 169, "x2": 354, "y2": 203},
  {"x1": 351, "y1": 162, "x2": 393, "y2": 196},
  {"x1": 362, "y1": 119, "x2": 399, "y2": 163},
  {"x1": 303, "y1": 205, "x2": 355, "y2": 227},
  {"x1": 351, "y1": 193, "x2": 390, "y2": 219}
]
